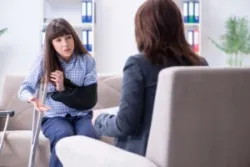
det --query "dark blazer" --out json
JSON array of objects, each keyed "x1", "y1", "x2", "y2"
[{"x1": 94, "y1": 53, "x2": 208, "y2": 156}]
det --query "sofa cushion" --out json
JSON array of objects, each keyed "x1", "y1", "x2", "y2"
[
  {"x1": 94, "y1": 75, "x2": 122, "y2": 109},
  {"x1": 0, "y1": 130, "x2": 49, "y2": 167}
]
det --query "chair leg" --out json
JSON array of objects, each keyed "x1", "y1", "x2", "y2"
[{"x1": 0, "y1": 114, "x2": 10, "y2": 153}]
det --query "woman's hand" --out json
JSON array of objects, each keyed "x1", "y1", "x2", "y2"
[
  {"x1": 29, "y1": 97, "x2": 51, "y2": 112},
  {"x1": 50, "y1": 70, "x2": 65, "y2": 92}
]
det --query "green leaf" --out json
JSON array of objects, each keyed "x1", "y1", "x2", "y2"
[
  {"x1": 208, "y1": 37, "x2": 228, "y2": 53},
  {"x1": 0, "y1": 28, "x2": 8, "y2": 37},
  {"x1": 209, "y1": 16, "x2": 250, "y2": 56}
]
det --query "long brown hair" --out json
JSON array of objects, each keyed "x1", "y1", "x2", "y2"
[
  {"x1": 43, "y1": 18, "x2": 88, "y2": 83},
  {"x1": 135, "y1": 0, "x2": 201, "y2": 65}
]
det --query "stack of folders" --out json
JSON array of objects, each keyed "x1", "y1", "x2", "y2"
[
  {"x1": 187, "y1": 29, "x2": 199, "y2": 53},
  {"x1": 183, "y1": 0, "x2": 199, "y2": 23},
  {"x1": 81, "y1": 29, "x2": 93, "y2": 52},
  {"x1": 82, "y1": 0, "x2": 93, "y2": 23}
]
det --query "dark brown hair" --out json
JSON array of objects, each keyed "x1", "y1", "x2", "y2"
[
  {"x1": 135, "y1": 0, "x2": 201, "y2": 65},
  {"x1": 43, "y1": 18, "x2": 88, "y2": 83}
]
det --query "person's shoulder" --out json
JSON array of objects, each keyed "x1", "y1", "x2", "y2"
[
  {"x1": 198, "y1": 56, "x2": 209, "y2": 66},
  {"x1": 78, "y1": 53, "x2": 95, "y2": 63},
  {"x1": 124, "y1": 53, "x2": 148, "y2": 68},
  {"x1": 123, "y1": 53, "x2": 146, "y2": 73},
  {"x1": 29, "y1": 53, "x2": 44, "y2": 70}
]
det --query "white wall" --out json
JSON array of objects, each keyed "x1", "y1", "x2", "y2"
[
  {"x1": 0, "y1": 0, "x2": 43, "y2": 92},
  {"x1": 94, "y1": 0, "x2": 144, "y2": 74},
  {"x1": 94, "y1": 0, "x2": 250, "y2": 72},
  {"x1": 202, "y1": 0, "x2": 250, "y2": 67},
  {"x1": 1, "y1": 0, "x2": 250, "y2": 83}
]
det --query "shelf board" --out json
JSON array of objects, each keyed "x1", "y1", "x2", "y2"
[
  {"x1": 184, "y1": 23, "x2": 200, "y2": 26},
  {"x1": 71, "y1": 23, "x2": 93, "y2": 30},
  {"x1": 46, "y1": 0, "x2": 81, "y2": 6},
  {"x1": 43, "y1": 22, "x2": 93, "y2": 30}
]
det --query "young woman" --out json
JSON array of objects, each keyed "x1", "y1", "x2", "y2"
[
  {"x1": 18, "y1": 18, "x2": 98, "y2": 167},
  {"x1": 92, "y1": 0, "x2": 208, "y2": 156}
]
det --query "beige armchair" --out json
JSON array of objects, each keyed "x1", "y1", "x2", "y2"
[
  {"x1": 0, "y1": 74, "x2": 122, "y2": 167},
  {"x1": 56, "y1": 67, "x2": 250, "y2": 167}
]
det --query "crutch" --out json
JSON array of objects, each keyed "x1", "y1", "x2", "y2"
[
  {"x1": 28, "y1": 80, "x2": 48, "y2": 167},
  {"x1": 0, "y1": 110, "x2": 15, "y2": 154}
]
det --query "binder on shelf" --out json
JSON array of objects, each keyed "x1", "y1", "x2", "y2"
[
  {"x1": 194, "y1": 29, "x2": 199, "y2": 53},
  {"x1": 183, "y1": 1, "x2": 188, "y2": 23},
  {"x1": 187, "y1": 30, "x2": 194, "y2": 50},
  {"x1": 87, "y1": 30, "x2": 93, "y2": 52},
  {"x1": 188, "y1": 1, "x2": 195, "y2": 23},
  {"x1": 81, "y1": 1, "x2": 88, "y2": 23},
  {"x1": 194, "y1": 1, "x2": 200, "y2": 23},
  {"x1": 81, "y1": 30, "x2": 88, "y2": 49},
  {"x1": 86, "y1": 1, "x2": 93, "y2": 23}
]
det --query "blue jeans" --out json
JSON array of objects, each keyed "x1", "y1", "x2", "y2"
[{"x1": 41, "y1": 112, "x2": 98, "y2": 167}]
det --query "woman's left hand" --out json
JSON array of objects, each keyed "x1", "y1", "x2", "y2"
[{"x1": 50, "y1": 70, "x2": 65, "y2": 92}]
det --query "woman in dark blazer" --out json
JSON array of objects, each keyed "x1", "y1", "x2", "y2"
[{"x1": 92, "y1": 0, "x2": 208, "y2": 156}]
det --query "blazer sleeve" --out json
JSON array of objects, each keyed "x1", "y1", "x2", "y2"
[{"x1": 94, "y1": 56, "x2": 145, "y2": 138}]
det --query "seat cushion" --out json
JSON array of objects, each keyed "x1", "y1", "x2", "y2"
[
  {"x1": 0, "y1": 130, "x2": 115, "y2": 167},
  {"x1": 0, "y1": 130, "x2": 50, "y2": 167}
]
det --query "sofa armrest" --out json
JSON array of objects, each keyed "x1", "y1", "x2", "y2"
[
  {"x1": 56, "y1": 136, "x2": 158, "y2": 167},
  {"x1": 0, "y1": 110, "x2": 15, "y2": 117}
]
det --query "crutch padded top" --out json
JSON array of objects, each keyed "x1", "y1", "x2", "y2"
[
  {"x1": 0, "y1": 110, "x2": 15, "y2": 117},
  {"x1": 51, "y1": 78, "x2": 97, "y2": 111}
]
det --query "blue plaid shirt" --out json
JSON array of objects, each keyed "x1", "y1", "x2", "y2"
[{"x1": 18, "y1": 53, "x2": 97, "y2": 118}]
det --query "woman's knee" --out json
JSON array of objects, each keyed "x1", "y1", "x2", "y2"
[
  {"x1": 42, "y1": 117, "x2": 74, "y2": 141},
  {"x1": 75, "y1": 118, "x2": 98, "y2": 139},
  {"x1": 55, "y1": 128, "x2": 74, "y2": 139}
]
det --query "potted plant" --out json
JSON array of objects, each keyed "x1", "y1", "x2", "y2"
[
  {"x1": 0, "y1": 28, "x2": 7, "y2": 37},
  {"x1": 209, "y1": 16, "x2": 250, "y2": 67}
]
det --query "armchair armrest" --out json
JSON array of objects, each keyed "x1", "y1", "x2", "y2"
[
  {"x1": 0, "y1": 110, "x2": 15, "y2": 117},
  {"x1": 56, "y1": 136, "x2": 158, "y2": 167}
]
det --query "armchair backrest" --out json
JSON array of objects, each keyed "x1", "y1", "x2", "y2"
[{"x1": 146, "y1": 67, "x2": 250, "y2": 167}]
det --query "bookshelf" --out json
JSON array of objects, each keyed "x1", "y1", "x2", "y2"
[
  {"x1": 175, "y1": 0, "x2": 201, "y2": 55},
  {"x1": 41, "y1": 0, "x2": 96, "y2": 56}
]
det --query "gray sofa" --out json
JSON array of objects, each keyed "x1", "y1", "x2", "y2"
[{"x1": 0, "y1": 74, "x2": 122, "y2": 167}]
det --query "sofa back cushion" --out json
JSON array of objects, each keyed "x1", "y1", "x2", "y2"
[{"x1": 0, "y1": 74, "x2": 122, "y2": 130}]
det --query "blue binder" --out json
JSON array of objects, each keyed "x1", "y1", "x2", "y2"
[
  {"x1": 183, "y1": 1, "x2": 189, "y2": 23},
  {"x1": 86, "y1": 1, "x2": 93, "y2": 23},
  {"x1": 87, "y1": 30, "x2": 93, "y2": 52},
  {"x1": 81, "y1": 30, "x2": 88, "y2": 49},
  {"x1": 81, "y1": 1, "x2": 88, "y2": 23},
  {"x1": 194, "y1": 1, "x2": 199, "y2": 23},
  {"x1": 188, "y1": 1, "x2": 195, "y2": 23}
]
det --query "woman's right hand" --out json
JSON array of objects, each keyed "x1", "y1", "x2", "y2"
[{"x1": 29, "y1": 97, "x2": 51, "y2": 112}]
